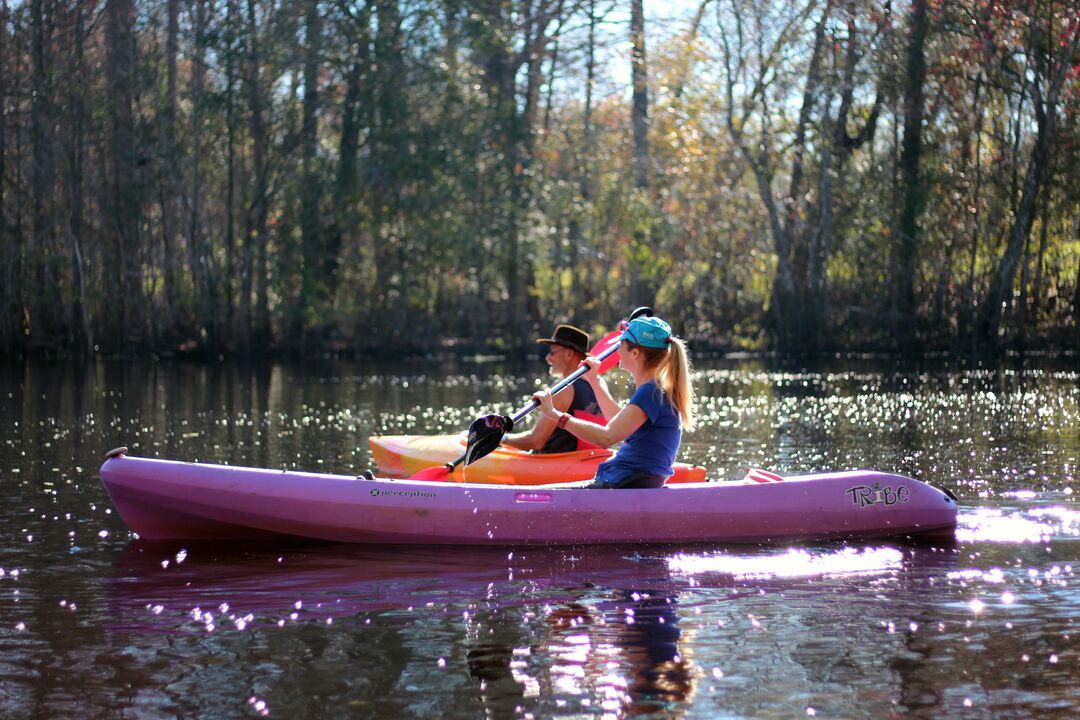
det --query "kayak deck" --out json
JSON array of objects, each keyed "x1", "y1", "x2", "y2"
[
  {"x1": 100, "y1": 454, "x2": 958, "y2": 546},
  {"x1": 369, "y1": 433, "x2": 707, "y2": 484}
]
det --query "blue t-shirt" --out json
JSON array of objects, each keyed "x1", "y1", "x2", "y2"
[{"x1": 593, "y1": 380, "x2": 681, "y2": 486}]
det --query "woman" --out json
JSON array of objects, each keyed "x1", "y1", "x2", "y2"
[{"x1": 533, "y1": 315, "x2": 695, "y2": 489}]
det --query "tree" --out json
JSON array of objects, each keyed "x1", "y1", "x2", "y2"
[
  {"x1": 891, "y1": 0, "x2": 927, "y2": 354},
  {"x1": 718, "y1": 0, "x2": 882, "y2": 355},
  {"x1": 297, "y1": 0, "x2": 325, "y2": 348},
  {"x1": 630, "y1": 0, "x2": 649, "y2": 189},
  {"x1": 975, "y1": 2, "x2": 1080, "y2": 349}
]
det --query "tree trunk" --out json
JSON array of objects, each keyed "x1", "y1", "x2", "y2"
[
  {"x1": 582, "y1": 0, "x2": 595, "y2": 201},
  {"x1": 722, "y1": 3, "x2": 830, "y2": 355},
  {"x1": 189, "y1": 0, "x2": 212, "y2": 347},
  {"x1": 629, "y1": 0, "x2": 648, "y2": 189},
  {"x1": 976, "y1": 30, "x2": 1076, "y2": 349},
  {"x1": 66, "y1": 4, "x2": 93, "y2": 353},
  {"x1": 105, "y1": 0, "x2": 144, "y2": 350},
  {"x1": 0, "y1": 0, "x2": 13, "y2": 350},
  {"x1": 29, "y1": 0, "x2": 61, "y2": 349},
  {"x1": 1028, "y1": 192, "x2": 1050, "y2": 344},
  {"x1": 1074, "y1": 253, "x2": 1080, "y2": 351},
  {"x1": 217, "y1": 0, "x2": 235, "y2": 348},
  {"x1": 892, "y1": 0, "x2": 928, "y2": 355},
  {"x1": 329, "y1": 10, "x2": 369, "y2": 314},
  {"x1": 160, "y1": 0, "x2": 181, "y2": 338},
  {"x1": 963, "y1": 76, "x2": 984, "y2": 348},
  {"x1": 373, "y1": 0, "x2": 405, "y2": 340},
  {"x1": 808, "y1": 3, "x2": 882, "y2": 354},
  {"x1": 575, "y1": 0, "x2": 597, "y2": 310},
  {"x1": 298, "y1": 0, "x2": 323, "y2": 348},
  {"x1": 244, "y1": 0, "x2": 271, "y2": 351}
]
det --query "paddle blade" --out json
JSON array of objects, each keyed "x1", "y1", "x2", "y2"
[
  {"x1": 409, "y1": 465, "x2": 453, "y2": 481},
  {"x1": 589, "y1": 329, "x2": 623, "y2": 374},
  {"x1": 465, "y1": 414, "x2": 514, "y2": 466}
]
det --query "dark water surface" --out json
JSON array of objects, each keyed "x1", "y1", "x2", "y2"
[{"x1": 1, "y1": 357, "x2": 1078, "y2": 718}]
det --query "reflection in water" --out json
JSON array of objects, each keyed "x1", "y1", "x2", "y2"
[
  {"x1": 488, "y1": 588, "x2": 694, "y2": 717},
  {"x1": 957, "y1": 503, "x2": 1080, "y2": 543},
  {"x1": 110, "y1": 541, "x2": 965, "y2": 717},
  {"x1": 611, "y1": 590, "x2": 693, "y2": 715}
]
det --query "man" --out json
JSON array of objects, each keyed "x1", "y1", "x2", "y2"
[{"x1": 502, "y1": 324, "x2": 605, "y2": 453}]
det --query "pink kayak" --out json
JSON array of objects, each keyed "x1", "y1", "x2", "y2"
[{"x1": 99, "y1": 451, "x2": 958, "y2": 545}]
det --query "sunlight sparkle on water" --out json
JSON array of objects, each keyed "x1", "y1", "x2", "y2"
[
  {"x1": 955, "y1": 508, "x2": 1056, "y2": 543},
  {"x1": 667, "y1": 547, "x2": 903, "y2": 579},
  {"x1": 1030, "y1": 507, "x2": 1080, "y2": 536},
  {"x1": 247, "y1": 696, "x2": 269, "y2": 716}
]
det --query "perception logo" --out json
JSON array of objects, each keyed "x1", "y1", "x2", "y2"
[
  {"x1": 370, "y1": 488, "x2": 437, "y2": 498},
  {"x1": 847, "y1": 483, "x2": 910, "y2": 508}
]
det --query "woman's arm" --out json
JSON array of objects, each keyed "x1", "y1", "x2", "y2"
[
  {"x1": 580, "y1": 357, "x2": 621, "y2": 420},
  {"x1": 533, "y1": 390, "x2": 646, "y2": 449}
]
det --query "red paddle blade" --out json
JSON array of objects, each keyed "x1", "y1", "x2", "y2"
[
  {"x1": 589, "y1": 329, "x2": 623, "y2": 374},
  {"x1": 409, "y1": 465, "x2": 453, "y2": 481}
]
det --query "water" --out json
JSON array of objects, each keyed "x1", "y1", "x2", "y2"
[{"x1": 1, "y1": 357, "x2": 1078, "y2": 718}]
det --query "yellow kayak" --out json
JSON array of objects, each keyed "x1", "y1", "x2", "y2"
[{"x1": 369, "y1": 434, "x2": 707, "y2": 485}]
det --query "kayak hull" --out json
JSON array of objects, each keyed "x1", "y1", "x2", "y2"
[
  {"x1": 100, "y1": 455, "x2": 958, "y2": 545},
  {"x1": 369, "y1": 433, "x2": 707, "y2": 484}
]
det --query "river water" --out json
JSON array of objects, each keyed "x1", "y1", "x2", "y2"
[{"x1": 1, "y1": 357, "x2": 1078, "y2": 718}]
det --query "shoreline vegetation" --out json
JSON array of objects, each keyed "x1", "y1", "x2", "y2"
[{"x1": 1, "y1": 1, "x2": 1077, "y2": 361}]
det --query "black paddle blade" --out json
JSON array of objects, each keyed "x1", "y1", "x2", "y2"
[{"x1": 465, "y1": 414, "x2": 514, "y2": 466}]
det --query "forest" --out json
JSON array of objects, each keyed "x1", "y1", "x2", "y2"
[{"x1": 0, "y1": 0, "x2": 1077, "y2": 358}]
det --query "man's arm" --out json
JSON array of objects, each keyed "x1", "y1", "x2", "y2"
[
  {"x1": 502, "y1": 385, "x2": 575, "y2": 451},
  {"x1": 546, "y1": 401, "x2": 646, "y2": 449}
]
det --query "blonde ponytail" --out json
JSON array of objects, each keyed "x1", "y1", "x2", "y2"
[
  {"x1": 637, "y1": 335, "x2": 695, "y2": 430},
  {"x1": 658, "y1": 336, "x2": 695, "y2": 430}
]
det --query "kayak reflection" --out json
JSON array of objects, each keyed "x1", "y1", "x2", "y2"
[
  {"x1": 109, "y1": 539, "x2": 958, "y2": 628},
  {"x1": 108, "y1": 539, "x2": 956, "y2": 715},
  {"x1": 108, "y1": 542, "x2": 690, "y2": 629}
]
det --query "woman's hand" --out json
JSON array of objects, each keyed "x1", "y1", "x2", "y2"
[
  {"x1": 532, "y1": 389, "x2": 558, "y2": 421},
  {"x1": 580, "y1": 356, "x2": 601, "y2": 385}
]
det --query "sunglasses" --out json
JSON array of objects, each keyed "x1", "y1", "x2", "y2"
[{"x1": 619, "y1": 319, "x2": 640, "y2": 346}]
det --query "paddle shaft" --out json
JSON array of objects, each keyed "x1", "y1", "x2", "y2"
[
  {"x1": 506, "y1": 340, "x2": 619, "y2": 426},
  {"x1": 437, "y1": 337, "x2": 621, "y2": 474},
  {"x1": 435, "y1": 307, "x2": 652, "y2": 475},
  {"x1": 500, "y1": 304, "x2": 652, "y2": 430}
]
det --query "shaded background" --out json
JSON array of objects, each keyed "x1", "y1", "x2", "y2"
[{"x1": 1, "y1": 0, "x2": 1077, "y2": 359}]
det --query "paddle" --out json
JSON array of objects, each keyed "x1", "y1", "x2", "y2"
[
  {"x1": 409, "y1": 307, "x2": 653, "y2": 481},
  {"x1": 461, "y1": 306, "x2": 654, "y2": 469}
]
